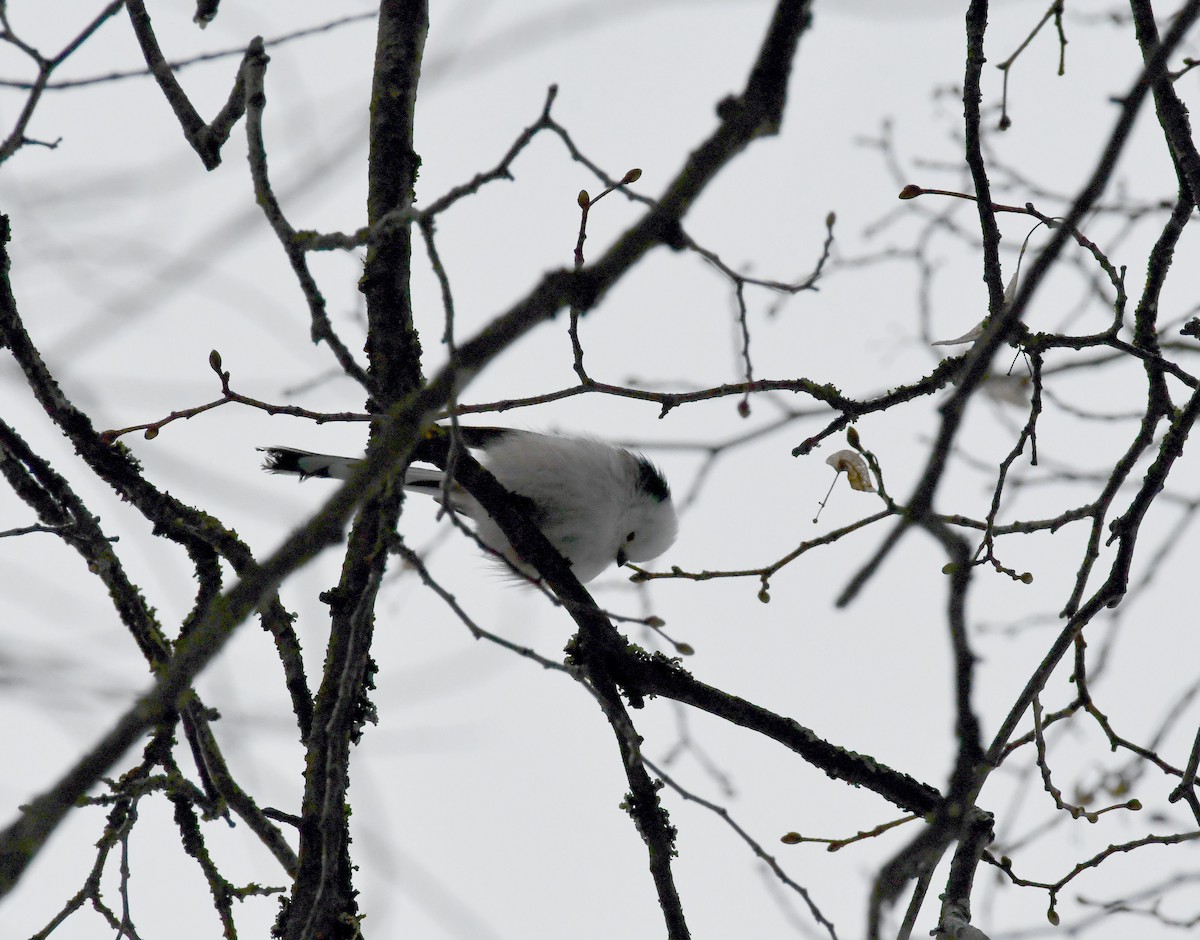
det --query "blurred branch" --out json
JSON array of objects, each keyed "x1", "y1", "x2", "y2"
[
  {"x1": 0, "y1": 0, "x2": 123, "y2": 163},
  {"x1": 0, "y1": 13, "x2": 379, "y2": 91}
]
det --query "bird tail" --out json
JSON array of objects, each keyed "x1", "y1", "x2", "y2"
[
  {"x1": 259, "y1": 447, "x2": 358, "y2": 481},
  {"x1": 400, "y1": 465, "x2": 446, "y2": 493},
  {"x1": 260, "y1": 448, "x2": 457, "y2": 500}
]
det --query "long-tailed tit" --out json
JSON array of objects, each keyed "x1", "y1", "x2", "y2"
[{"x1": 259, "y1": 427, "x2": 678, "y2": 584}]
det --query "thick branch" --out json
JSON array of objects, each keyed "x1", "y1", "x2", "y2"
[
  {"x1": 361, "y1": 0, "x2": 429, "y2": 405},
  {"x1": 1130, "y1": 0, "x2": 1200, "y2": 205}
]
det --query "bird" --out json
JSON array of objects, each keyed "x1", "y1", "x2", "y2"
[{"x1": 259, "y1": 427, "x2": 677, "y2": 584}]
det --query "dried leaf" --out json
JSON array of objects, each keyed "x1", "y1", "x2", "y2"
[
  {"x1": 825, "y1": 450, "x2": 874, "y2": 492},
  {"x1": 984, "y1": 373, "x2": 1030, "y2": 407}
]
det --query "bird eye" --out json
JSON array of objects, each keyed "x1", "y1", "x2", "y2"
[{"x1": 625, "y1": 531, "x2": 636, "y2": 542}]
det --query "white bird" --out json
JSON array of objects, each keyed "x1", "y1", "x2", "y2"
[{"x1": 259, "y1": 427, "x2": 678, "y2": 584}]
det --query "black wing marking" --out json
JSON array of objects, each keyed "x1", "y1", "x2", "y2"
[{"x1": 635, "y1": 456, "x2": 671, "y2": 502}]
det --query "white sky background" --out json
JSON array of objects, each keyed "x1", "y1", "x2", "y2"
[{"x1": 2, "y1": 1, "x2": 1199, "y2": 938}]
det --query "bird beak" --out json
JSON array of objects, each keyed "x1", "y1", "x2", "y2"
[{"x1": 615, "y1": 547, "x2": 628, "y2": 567}]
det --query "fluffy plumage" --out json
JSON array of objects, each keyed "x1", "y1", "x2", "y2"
[{"x1": 259, "y1": 428, "x2": 677, "y2": 584}]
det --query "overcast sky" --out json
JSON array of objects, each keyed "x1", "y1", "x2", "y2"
[{"x1": 3, "y1": 3, "x2": 1198, "y2": 939}]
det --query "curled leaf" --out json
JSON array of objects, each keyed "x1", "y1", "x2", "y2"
[
  {"x1": 826, "y1": 450, "x2": 874, "y2": 492},
  {"x1": 933, "y1": 270, "x2": 1020, "y2": 348},
  {"x1": 1003, "y1": 268, "x2": 1020, "y2": 307},
  {"x1": 932, "y1": 320, "x2": 986, "y2": 346}
]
